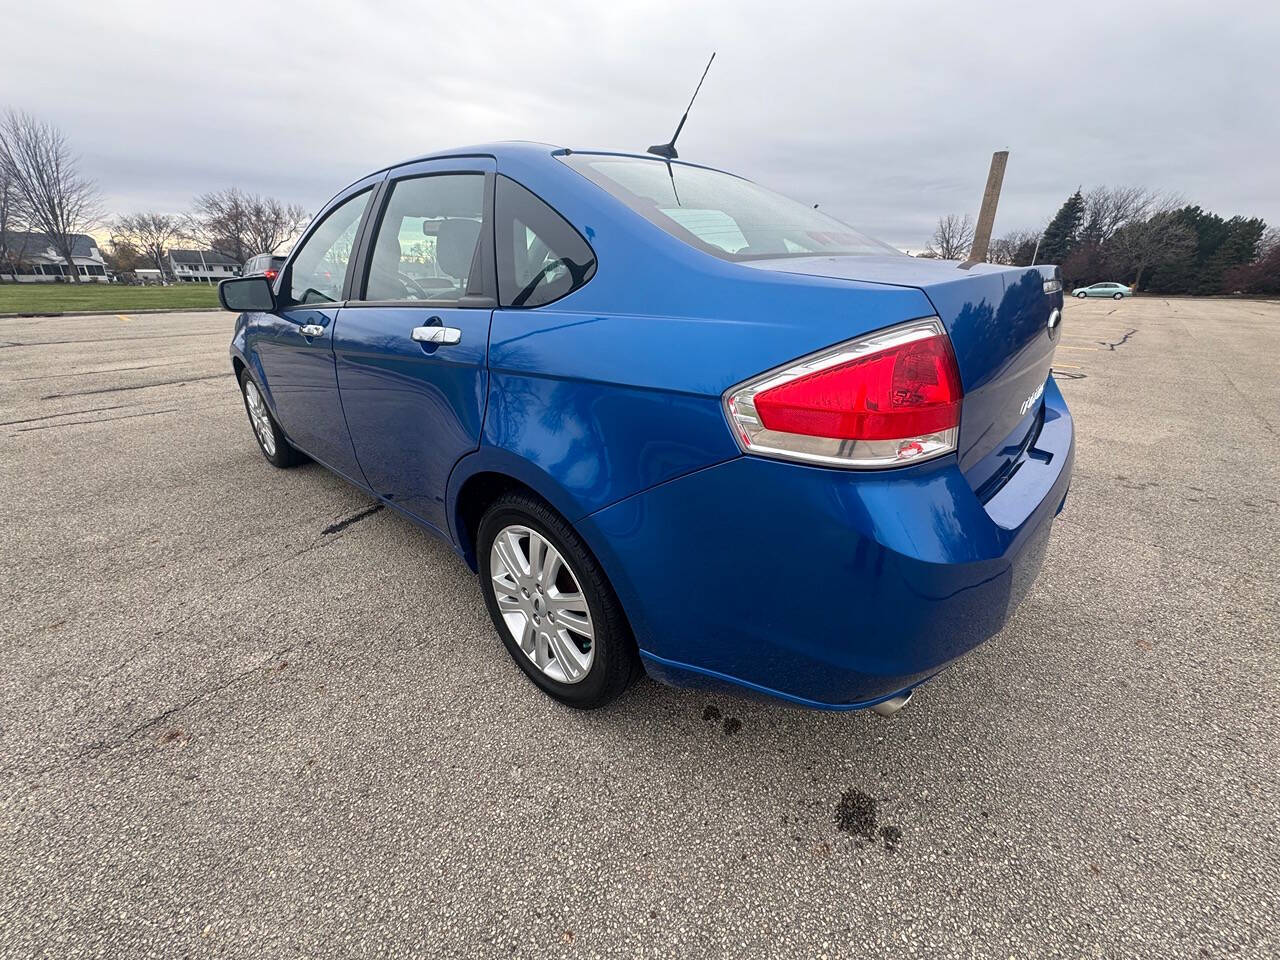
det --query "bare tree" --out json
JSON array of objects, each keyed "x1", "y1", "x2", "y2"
[
  {"x1": 187, "y1": 188, "x2": 251, "y2": 264},
  {"x1": 1108, "y1": 212, "x2": 1197, "y2": 292},
  {"x1": 189, "y1": 187, "x2": 308, "y2": 264},
  {"x1": 0, "y1": 110, "x2": 101, "y2": 283},
  {"x1": 989, "y1": 228, "x2": 1040, "y2": 266},
  {"x1": 1078, "y1": 186, "x2": 1150, "y2": 246},
  {"x1": 103, "y1": 236, "x2": 143, "y2": 276},
  {"x1": 0, "y1": 161, "x2": 29, "y2": 281},
  {"x1": 925, "y1": 214, "x2": 974, "y2": 261},
  {"x1": 112, "y1": 212, "x2": 187, "y2": 278},
  {"x1": 1256, "y1": 225, "x2": 1279, "y2": 261},
  {"x1": 1079, "y1": 186, "x2": 1183, "y2": 247},
  {"x1": 245, "y1": 194, "x2": 308, "y2": 257}
]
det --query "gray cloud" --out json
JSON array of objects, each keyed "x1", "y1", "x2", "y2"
[{"x1": 3, "y1": 0, "x2": 1275, "y2": 249}]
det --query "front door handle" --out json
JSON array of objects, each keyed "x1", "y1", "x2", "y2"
[
  {"x1": 298, "y1": 323, "x2": 324, "y2": 337},
  {"x1": 411, "y1": 326, "x2": 462, "y2": 346}
]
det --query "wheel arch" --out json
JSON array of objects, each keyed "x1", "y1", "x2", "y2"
[
  {"x1": 230, "y1": 342, "x2": 282, "y2": 420},
  {"x1": 451, "y1": 456, "x2": 647, "y2": 687},
  {"x1": 448, "y1": 449, "x2": 590, "y2": 572}
]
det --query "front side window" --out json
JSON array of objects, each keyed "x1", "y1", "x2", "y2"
[
  {"x1": 496, "y1": 176, "x2": 596, "y2": 308},
  {"x1": 287, "y1": 188, "x2": 371, "y2": 305},
  {"x1": 561, "y1": 153, "x2": 898, "y2": 262},
  {"x1": 363, "y1": 174, "x2": 485, "y2": 303}
]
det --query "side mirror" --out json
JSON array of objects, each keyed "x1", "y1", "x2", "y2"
[{"x1": 218, "y1": 275, "x2": 276, "y2": 312}]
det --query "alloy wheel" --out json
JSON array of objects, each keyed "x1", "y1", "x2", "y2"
[
  {"x1": 489, "y1": 524, "x2": 595, "y2": 684},
  {"x1": 243, "y1": 379, "x2": 277, "y2": 457}
]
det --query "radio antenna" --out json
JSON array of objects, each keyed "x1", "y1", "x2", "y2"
[{"x1": 647, "y1": 52, "x2": 716, "y2": 160}]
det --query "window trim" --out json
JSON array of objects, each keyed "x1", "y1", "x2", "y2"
[
  {"x1": 494, "y1": 174, "x2": 598, "y2": 310},
  {"x1": 344, "y1": 168, "x2": 498, "y2": 311}
]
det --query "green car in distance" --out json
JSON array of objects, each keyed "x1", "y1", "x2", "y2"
[{"x1": 1072, "y1": 282, "x2": 1132, "y2": 299}]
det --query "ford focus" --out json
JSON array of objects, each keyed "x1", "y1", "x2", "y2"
[{"x1": 219, "y1": 142, "x2": 1073, "y2": 713}]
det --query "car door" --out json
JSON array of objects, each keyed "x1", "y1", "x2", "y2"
[
  {"x1": 332, "y1": 159, "x2": 496, "y2": 532},
  {"x1": 1088, "y1": 284, "x2": 1109, "y2": 297},
  {"x1": 250, "y1": 180, "x2": 379, "y2": 483}
]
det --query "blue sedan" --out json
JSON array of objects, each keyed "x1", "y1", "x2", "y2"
[{"x1": 220, "y1": 142, "x2": 1073, "y2": 714}]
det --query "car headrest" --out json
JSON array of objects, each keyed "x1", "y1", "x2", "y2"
[{"x1": 436, "y1": 218, "x2": 481, "y2": 279}]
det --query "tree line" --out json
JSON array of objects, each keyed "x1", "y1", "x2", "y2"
[
  {"x1": 109, "y1": 189, "x2": 309, "y2": 280},
  {"x1": 924, "y1": 186, "x2": 1277, "y2": 295},
  {"x1": 0, "y1": 108, "x2": 308, "y2": 283}
]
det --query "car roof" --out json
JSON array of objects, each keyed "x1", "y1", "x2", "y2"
[
  {"x1": 381, "y1": 140, "x2": 737, "y2": 178},
  {"x1": 315, "y1": 142, "x2": 751, "y2": 227}
]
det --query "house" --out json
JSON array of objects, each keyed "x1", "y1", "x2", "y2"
[
  {"x1": 0, "y1": 231, "x2": 109, "y2": 282},
  {"x1": 166, "y1": 249, "x2": 241, "y2": 282}
]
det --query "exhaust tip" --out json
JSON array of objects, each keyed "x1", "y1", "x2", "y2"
[{"x1": 870, "y1": 691, "x2": 913, "y2": 718}]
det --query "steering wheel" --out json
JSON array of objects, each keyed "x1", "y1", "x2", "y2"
[{"x1": 397, "y1": 271, "x2": 433, "y2": 300}]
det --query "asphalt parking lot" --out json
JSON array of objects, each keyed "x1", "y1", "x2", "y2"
[{"x1": 1, "y1": 297, "x2": 1276, "y2": 958}]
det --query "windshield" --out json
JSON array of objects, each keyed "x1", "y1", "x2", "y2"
[{"x1": 561, "y1": 153, "x2": 899, "y2": 262}]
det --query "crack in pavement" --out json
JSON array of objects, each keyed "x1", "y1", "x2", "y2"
[
  {"x1": 321, "y1": 503, "x2": 385, "y2": 535},
  {"x1": 1, "y1": 331, "x2": 226, "y2": 349},
  {"x1": 8, "y1": 522, "x2": 366, "y2": 794},
  {"x1": 0, "y1": 402, "x2": 139, "y2": 426},
  {"x1": 5, "y1": 360, "x2": 188, "y2": 383},
  {"x1": 42, "y1": 373, "x2": 225, "y2": 399},
  {"x1": 1099, "y1": 329, "x2": 1137, "y2": 351},
  {"x1": 15, "y1": 408, "x2": 178, "y2": 432},
  {"x1": 78, "y1": 529, "x2": 355, "y2": 712},
  {"x1": 8, "y1": 640, "x2": 308, "y2": 796}
]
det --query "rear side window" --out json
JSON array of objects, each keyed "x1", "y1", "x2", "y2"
[{"x1": 496, "y1": 176, "x2": 596, "y2": 308}]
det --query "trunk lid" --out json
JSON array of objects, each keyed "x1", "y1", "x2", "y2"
[{"x1": 742, "y1": 255, "x2": 1063, "y2": 494}]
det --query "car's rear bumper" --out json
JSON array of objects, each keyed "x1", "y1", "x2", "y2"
[{"x1": 580, "y1": 377, "x2": 1074, "y2": 710}]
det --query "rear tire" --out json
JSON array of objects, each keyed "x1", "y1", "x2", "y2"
[
  {"x1": 477, "y1": 493, "x2": 639, "y2": 708},
  {"x1": 239, "y1": 369, "x2": 301, "y2": 468},
  {"x1": 1113, "y1": 292, "x2": 1124, "y2": 299}
]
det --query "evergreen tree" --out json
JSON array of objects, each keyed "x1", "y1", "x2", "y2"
[
  {"x1": 1144, "y1": 207, "x2": 1266, "y2": 294},
  {"x1": 1037, "y1": 189, "x2": 1084, "y2": 265}
]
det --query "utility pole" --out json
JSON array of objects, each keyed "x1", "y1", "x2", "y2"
[{"x1": 963, "y1": 150, "x2": 1009, "y2": 267}]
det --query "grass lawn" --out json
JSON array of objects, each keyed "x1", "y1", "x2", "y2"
[{"x1": 0, "y1": 283, "x2": 221, "y2": 315}]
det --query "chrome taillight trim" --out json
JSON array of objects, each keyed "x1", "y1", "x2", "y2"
[{"x1": 722, "y1": 317, "x2": 961, "y2": 470}]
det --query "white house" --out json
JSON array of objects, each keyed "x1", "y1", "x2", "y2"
[
  {"x1": 0, "y1": 231, "x2": 109, "y2": 282},
  {"x1": 166, "y1": 248, "x2": 241, "y2": 282}
]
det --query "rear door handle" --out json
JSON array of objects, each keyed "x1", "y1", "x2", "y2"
[
  {"x1": 298, "y1": 323, "x2": 324, "y2": 337},
  {"x1": 411, "y1": 326, "x2": 462, "y2": 346}
]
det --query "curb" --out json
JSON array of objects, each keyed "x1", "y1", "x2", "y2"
[{"x1": 0, "y1": 307, "x2": 225, "y2": 319}]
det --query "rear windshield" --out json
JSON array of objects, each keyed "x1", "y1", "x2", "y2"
[{"x1": 561, "y1": 153, "x2": 899, "y2": 262}]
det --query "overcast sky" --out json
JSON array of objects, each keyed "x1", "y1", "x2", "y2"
[{"x1": 4, "y1": 0, "x2": 1276, "y2": 250}]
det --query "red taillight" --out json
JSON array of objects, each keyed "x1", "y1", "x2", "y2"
[
  {"x1": 723, "y1": 318, "x2": 964, "y2": 469},
  {"x1": 263, "y1": 269, "x2": 278, "y2": 280},
  {"x1": 753, "y1": 333, "x2": 961, "y2": 440}
]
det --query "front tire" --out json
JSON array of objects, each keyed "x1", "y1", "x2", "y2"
[
  {"x1": 1075, "y1": 291, "x2": 1087, "y2": 298},
  {"x1": 477, "y1": 493, "x2": 639, "y2": 708},
  {"x1": 239, "y1": 369, "x2": 301, "y2": 468}
]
